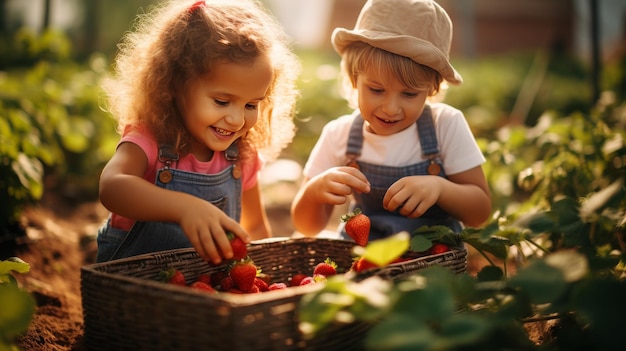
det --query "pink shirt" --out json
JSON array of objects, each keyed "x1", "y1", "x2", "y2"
[{"x1": 110, "y1": 129, "x2": 262, "y2": 230}]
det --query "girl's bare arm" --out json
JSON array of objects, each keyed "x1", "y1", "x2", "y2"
[{"x1": 99, "y1": 142, "x2": 249, "y2": 263}]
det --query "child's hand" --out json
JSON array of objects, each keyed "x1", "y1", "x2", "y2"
[
  {"x1": 177, "y1": 199, "x2": 250, "y2": 264},
  {"x1": 383, "y1": 175, "x2": 442, "y2": 218},
  {"x1": 309, "y1": 166, "x2": 370, "y2": 206}
]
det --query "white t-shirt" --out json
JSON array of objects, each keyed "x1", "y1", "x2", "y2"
[{"x1": 303, "y1": 102, "x2": 485, "y2": 179}]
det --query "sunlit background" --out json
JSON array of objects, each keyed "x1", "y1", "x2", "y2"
[{"x1": 1, "y1": 0, "x2": 625, "y2": 232}]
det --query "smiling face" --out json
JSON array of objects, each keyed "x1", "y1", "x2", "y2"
[
  {"x1": 181, "y1": 55, "x2": 273, "y2": 161},
  {"x1": 356, "y1": 66, "x2": 429, "y2": 136}
]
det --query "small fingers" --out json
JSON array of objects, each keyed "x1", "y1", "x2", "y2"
[
  {"x1": 340, "y1": 167, "x2": 370, "y2": 193},
  {"x1": 190, "y1": 226, "x2": 221, "y2": 264}
]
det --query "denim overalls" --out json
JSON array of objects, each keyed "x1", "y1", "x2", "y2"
[
  {"x1": 341, "y1": 106, "x2": 462, "y2": 241},
  {"x1": 96, "y1": 143, "x2": 242, "y2": 262}
]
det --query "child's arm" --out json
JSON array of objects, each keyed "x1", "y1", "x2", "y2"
[
  {"x1": 291, "y1": 166, "x2": 370, "y2": 236},
  {"x1": 240, "y1": 182, "x2": 271, "y2": 240},
  {"x1": 383, "y1": 166, "x2": 491, "y2": 228},
  {"x1": 99, "y1": 142, "x2": 250, "y2": 264}
]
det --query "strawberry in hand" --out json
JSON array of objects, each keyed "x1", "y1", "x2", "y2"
[
  {"x1": 225, "y1": 231, "x2": 248, "y2": 261},
  {"x1": 341, "y1": 208, "x2": 370, "y2": 246}
]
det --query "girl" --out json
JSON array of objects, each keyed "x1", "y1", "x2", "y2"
[
  {"x1": 291, "y1": 0, "x2": 491, "y2": 241},
  {"x1": 97, "y1": 0, "x2": 300, "y2": 263}
]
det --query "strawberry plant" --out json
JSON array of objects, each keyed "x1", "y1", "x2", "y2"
[
  {"x1": 1, "y1": 29, "x2": 117, "y2": 240},
  {"x1": 299, "y1": 98, "x2": 626, "y2": 350}
]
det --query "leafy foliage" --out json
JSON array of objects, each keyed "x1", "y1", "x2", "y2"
[
  {"x1": 299, "y1": 98, "x2": 626, "y2": 349},
  {"x1": 0, "y1": 29, "x2": 118, "y2": 238},
  {"x1": 0, "y1": 258, "x2": 35, "y2": 350}
]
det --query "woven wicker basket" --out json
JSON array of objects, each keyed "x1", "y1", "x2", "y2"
[{"x1": 81, "y1": 237, "x2": 467, "y2": 351}]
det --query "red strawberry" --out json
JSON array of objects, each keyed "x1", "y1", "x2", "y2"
[
  {"x1": 190, "y1": 281, "x2": 216, "y2": 293},
  {"x1": 256, "y1": 273, "x2": 272, "y2": 285},
  {"x1": 254, "y1": 277, "x2": 269, "y2": 292},
  {"x1": 290, "y1": 273, "x2": 307, "y2": 287},
  {"x1": 351, "y1": 257, "x2": 378, "y2": 273},
  {"x1": 341, "y1": 208, "x2": 370, "y2": 246},
  {"x1": 391, "y1": 257, "x2": 410, "y2": 264},
  {"x1": 268, "y1": 282, "x2": 287, "y2": 290},
  {"x1": 313, "y1": 258, "x2": 337, "y2": 277},
  {"x1": 244, "y1": 284, "x2": 261, "y2": 294},
  {"x1": 195, "y1": 274, "x2": 212, "y2": 285},
  {"x1": 428, "y1": 243, "x2": 450, "y2": 255},
  {"x1": 224, "y1": 231, "x2": 248, "y2": 260},
  {"x1": 299, "y1": 276, "x2": 315, "y2": 285},
  {"x1": 219, "y1": 276, "x2": 235, "y2": 291},
  {"x1": 229, "y1": 260, "x2": 258, "y2": 291},
  {"x1": 159, "y1": 268, "x2": 187, "y2": 286},
  {"x1": 210, "y1": 270, "x2": 229, "y2": 287}
]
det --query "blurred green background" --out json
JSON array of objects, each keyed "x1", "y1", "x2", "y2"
[{"x1": 1, "y1": 0, "x2": 625, "y2": 236}]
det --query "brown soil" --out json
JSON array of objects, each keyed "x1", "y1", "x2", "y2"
[{"x1": 4, "y1": 188, "x2": 546, "y2": 350}]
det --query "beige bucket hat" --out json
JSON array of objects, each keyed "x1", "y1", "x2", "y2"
[{"x1": 332, "y1": 0, "x2": 462, "y2": 85}]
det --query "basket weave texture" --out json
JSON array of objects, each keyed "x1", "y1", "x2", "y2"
[{"x1": 81, "y1": 237, "x2": 466, "y2": 351}]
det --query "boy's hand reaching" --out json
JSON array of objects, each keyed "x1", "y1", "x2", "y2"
[
  {"x1": 383, "y1": 175, "x2": 442, "y2": 218},
  {"x1": 309, "y1": 166, "x2": 370, "y2": 205},
  {"x1": 178, "y1": 198, "x2": 250, "y2": 264}
]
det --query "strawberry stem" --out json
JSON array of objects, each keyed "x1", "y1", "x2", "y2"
[{"x1": 340, "y1": 208, "x2": 363, "y2": 223}]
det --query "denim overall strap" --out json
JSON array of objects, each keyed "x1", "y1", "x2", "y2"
[
  {"x1": 96, "y1": 142, "x2": 243, "y2": 262},
  {"x1": 345, "y1": 113, "x2": 365, "y2": 166},
  {"x1": 418, "y1": 106, "x2": 438, "y2": 156},
  {"x1": 417, "y1": 106, "x2": 444, "y2": 176},
  {"x1": 342, "y1": 108, "x2": 461, "y2": 241}
]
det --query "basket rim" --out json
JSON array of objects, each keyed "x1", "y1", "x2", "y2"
[
  {"x1": 81, "y1": 237, "x2": 353, "y2": 305},
  {"x1": 82, "y1": 237, "x2": 466, "y2": 305}
]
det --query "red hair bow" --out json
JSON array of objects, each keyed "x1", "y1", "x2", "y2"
[{"x1": 189, "y1": 1, "x2": 205, "y2": 13}]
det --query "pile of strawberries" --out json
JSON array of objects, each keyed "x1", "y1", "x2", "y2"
[
  {"x1": 157, "y1": 230, "x2": 345, "y2": 294},
  {"x1": 157, "y1": 210, "x2": 452, "y2": 293},
  {"x1": 159, "y1": 257, "x2": 340, "y2": 294}
]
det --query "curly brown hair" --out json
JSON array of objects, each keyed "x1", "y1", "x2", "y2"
[{"x1": 102, "y1": 0, "x2": 300, "y2": 162}]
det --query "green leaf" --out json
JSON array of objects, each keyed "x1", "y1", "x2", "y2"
[
  {"x1": 366, "y1": 315, "x2": 434, "y2": 351},
  {"x1": 476, "y1": 265, "x2": 504, "y2": 282},
  {"x1": 0, "y1": 283, "x2": 36, "y2": 340},
  {"x1": 298, "y1": 278, "x2": 352, "y2": 338},
  {"x1": 440, "y1": 314, "x2": 491, "y2": 346},
  {"x1": 572, "y1": 278, "x2": 626, "y2": 350},
  {"x1": 299, "y1": 275, "x2": 392, "y2": 338},
  {"x1": 551, "y1": 197, "x2": 581, "y2": 226},
  {"x1": 508, "y1": 259, "x2": 566, "y2": 304},
  {"x1": 580, "y1": 178, "x2": 624, "y2": 220},
  {"x1": 413, "y1": 225, "x2": 455, "y2": 241},
  {"x1": 359, "y1": 232, "x2": 410, "y2": 266},
  {"x1": 391, "y1": 282, "x2": 456, "y2": 322},
  {"x1": 409, "y1": 235, "x2": 432, "y2": 252},
  {"x1": 544, "y1": 250, "x2": 588, "y2": 282},
  {"x1": 462, "y1": 234, "x2": 509, "y2": 261},
  {"x1": 525, "y1": 212, "x2": 555, "y2": 233},
  {"x1": 0, "y1": 258, "x2": 31, "y2": 280},
  {"x1": 11, "y1": 154, "x2": 43, "y2": 196}
]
